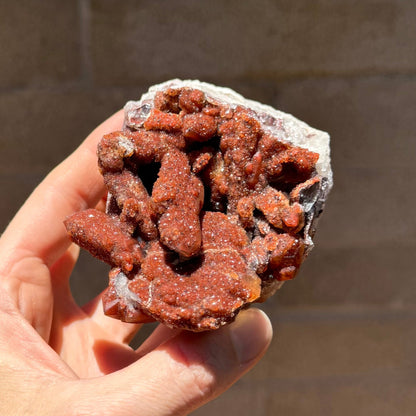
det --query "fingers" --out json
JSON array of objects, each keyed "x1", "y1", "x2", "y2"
[
  {"x1": 74, "y1": 308, "x2": 272, "y2": 416},
  {"x1": 0, "y1": 110, "x2": 124, "y2": 275},
  {"x1": 136, "y1": 324, "x2": 182, "y2": 357}
]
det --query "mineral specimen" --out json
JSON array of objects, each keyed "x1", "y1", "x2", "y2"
[{"x1": 65, "y1": 79, "x2": 332, "y2": 331}]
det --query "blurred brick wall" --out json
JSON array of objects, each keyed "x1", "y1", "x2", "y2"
[{"x1": 1, "y1": 1, "x2": 415, "y2": 414}]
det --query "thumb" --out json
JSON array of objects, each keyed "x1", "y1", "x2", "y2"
[{"x1": 72, "y1": 308, "x2": 272, "y2": 416}]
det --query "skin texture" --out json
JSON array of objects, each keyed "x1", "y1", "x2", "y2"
[{"x1": 0, "y1": 111, "x2": 272, "y2": 416}]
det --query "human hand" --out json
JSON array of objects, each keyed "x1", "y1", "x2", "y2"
[{"x1": 0, "y1": 111, "x2": 272, "y2": 416}]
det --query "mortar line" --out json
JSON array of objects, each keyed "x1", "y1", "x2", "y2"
[
  {"x1": 265, "y1": 305, "x2": 416, "y2": 323},
  {"x1": 79, "y1": 0, "x2": 93, "y2": 86}
]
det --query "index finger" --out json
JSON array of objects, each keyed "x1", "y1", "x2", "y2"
[{"x1": 0, "y1": 110, "x2": 124, "y2": 272}]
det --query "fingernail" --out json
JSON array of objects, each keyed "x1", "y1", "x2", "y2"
[{"x1": 229, "y1": 308, "x2": 273, "y2": 365}]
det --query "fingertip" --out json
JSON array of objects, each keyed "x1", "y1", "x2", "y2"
[{"x1": 229, "y1": 308, "x2": 273, "y2": 365}]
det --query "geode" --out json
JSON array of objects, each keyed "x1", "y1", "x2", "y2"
[{"x1": 65, "y1": 79, "x2": 332, "y2": 331}]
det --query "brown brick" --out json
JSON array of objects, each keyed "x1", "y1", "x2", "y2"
[
  {"x1": 0, "y1": 1, "x2": 81, "y2": 87},
  {"x1": 272, "y1": 240, "x2": 416, "y2": 307},
  {"x1": 0, "y1": 87, "x2": 141, "y2": 176},
  {"x1": 316, "y1": 165, "x2": 416, "y2": 250},
  {"x1": 272, "y1": 76, "x2": 416, "y2": 171},
  {"x1": 271, "y1": 75, "x2": 416, "y2": 249},
  {"x1": 90, "y1": 0, "x2": 416, "y2": 85},
  {"x1": 262, "y1": 76, "x2": 416, "y2": 307},
  {"x1": 194, "y1": 375, "x2": 416, "y2": 416},
  {"x1": 260, "y1": 310, "x2": 415, "y2": 379},
  {"x1": 192, "y1": 310, "x2": 416, "y2": 416}
]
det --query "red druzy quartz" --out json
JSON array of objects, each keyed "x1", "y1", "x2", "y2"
[{"x1": 65, "y1": 80, "x2": 332, "y2": 331}]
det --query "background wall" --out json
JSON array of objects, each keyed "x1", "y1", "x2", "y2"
[{"x1": 1, "y1": 1, "x2": 415, "y2": 414}]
